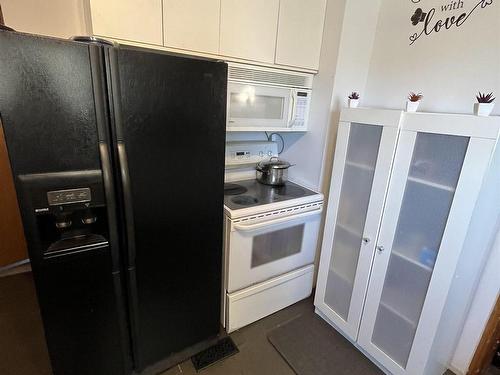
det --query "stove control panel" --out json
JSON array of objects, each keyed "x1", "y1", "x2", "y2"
[{"x1": 225, "y1": 141, "x2": 278, "y2": 167}]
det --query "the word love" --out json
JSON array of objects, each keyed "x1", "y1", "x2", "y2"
[{"x1": 409, "y1": 0, "x2": 493, "y2": 45}]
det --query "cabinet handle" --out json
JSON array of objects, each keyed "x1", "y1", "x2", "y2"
[
  {"x1": 362, "y1": 237, "x2": 371, "y2": 244},
  {"x1": 376, "y1": 245, "x2": 385, "y2": 253}
]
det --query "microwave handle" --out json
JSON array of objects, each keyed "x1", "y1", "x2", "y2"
[
  {"x1": 288, "y1": 90, "x2": 296, "y2": 127},
  {"x1": 233, "y1": 206, "x2": 322, "y2": 232}
]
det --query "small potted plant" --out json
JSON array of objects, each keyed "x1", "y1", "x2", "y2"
[
  {"x1": 348, "y1": 92, "x2": 360, "y2": 108},
  {"x1": 474, "y1": 92, "x2": 495, "y2": 116},
  {"x1": 406, "y1": 92, "x2": 423, "y2": 112}
]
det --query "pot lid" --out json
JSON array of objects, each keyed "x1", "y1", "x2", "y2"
[{"x1": 257, "y1": 157, "x2": 292, "y2": 170}]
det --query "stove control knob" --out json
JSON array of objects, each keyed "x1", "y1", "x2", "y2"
[
  {"x1": 259, "y1": 151, "x2": 264, "y2": 157},
  {"x1": 267, "y1": 151, "x2": 273, "y2": 156}
]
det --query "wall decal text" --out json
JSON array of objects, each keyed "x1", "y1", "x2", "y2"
[{"x1": 409, "y1": 0, "x2": 494, "y2": 45}]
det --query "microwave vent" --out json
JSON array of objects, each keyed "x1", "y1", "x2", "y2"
[{"x1": 228, "y1": 65, "x2": 313, "y2": 89}]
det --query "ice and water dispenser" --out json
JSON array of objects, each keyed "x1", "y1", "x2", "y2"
[{"x1": 19, "y1": 170, "x2": 110, "y2": 260}]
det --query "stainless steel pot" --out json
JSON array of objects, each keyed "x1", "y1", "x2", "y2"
[{"x1": 256, "y1": 157, "x2": 293, "y2": 186}]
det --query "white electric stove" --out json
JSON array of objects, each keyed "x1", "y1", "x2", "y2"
[{"x1": 222, "y1": 141, "x2": 324, "y2": 332}]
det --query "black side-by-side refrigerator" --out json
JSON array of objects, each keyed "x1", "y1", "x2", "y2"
[{"x1": 0, "y1": 31, "x2": 226, "y2": 374}]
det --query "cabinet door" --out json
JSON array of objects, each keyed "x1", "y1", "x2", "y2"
[
  {"x1": 90, "y1": 0, "x2": 163, "y2": 45},
  {"x1": 358, "y1": 131, "x2": 495, "y2": 375},
  {"x1": 163, "y1": 0, "x2": 220, "y2": 54},
  {"x1": 275, "y1": 0, "x2": 326, "y2": 70},
  {"x1": 220, "y1": 0, "x2": 279, "y2": 64},
  {"x1": 314, "y1": 121, "x2": 399, "y2": 340}
]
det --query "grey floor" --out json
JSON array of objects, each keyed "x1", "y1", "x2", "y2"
[
  {"x1": 161, "y1": 297, "x2": 383, "y2": 375},
  {"x1": 160, "y1": 300, "x2": 309, "y2": 375},
  {"x1": 0, "y1": 268, "x2": 466, "y2": 375},
  {"x1": 160, "y1": 298, "x2": 460, "y2": 375}
]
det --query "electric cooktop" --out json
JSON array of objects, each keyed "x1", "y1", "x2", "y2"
[{"x1": 223, "y1": 179, "x2": 318, "y2": 210}]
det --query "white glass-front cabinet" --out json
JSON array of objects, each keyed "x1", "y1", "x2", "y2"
[
  {"x1": 315, "y1": 108, "x2": 404, "y2": 339},
  {"x1": 315, "y1": 109, "x2": 500, "y2": 375}
]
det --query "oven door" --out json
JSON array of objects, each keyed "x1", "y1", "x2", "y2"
[
  {"x1": 227, "y1": 208, "x2": 322, "y2": 293},
  {"x1": 227, "y1": 82, "x2": 292, "y2": 131}
]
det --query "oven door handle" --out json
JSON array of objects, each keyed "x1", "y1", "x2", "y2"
[{"x1": 233, "y1": 207, "x2": 322, "y2": 232}]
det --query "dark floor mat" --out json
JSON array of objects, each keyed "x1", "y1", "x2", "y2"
[
  {"x1": 268, "y1": 312, "x2": 383, "y2": 375},
  {"x1": 191, "y1": 337, "x2": 239, "y2": 372}
]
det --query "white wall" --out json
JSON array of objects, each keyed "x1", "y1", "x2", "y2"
[
  {"x1": 278, "y1": 0, "x2": 384, "y2": 193},
  {"x1": 2, "y1": 0, "x2": 89, "y2": 38},
  {"x1": 430, "y1": 139, "x2": 500, "y2": 374},
  {"x1": 276, "y1": 0, "x2": 347, "y2": 191},
  {"x1": 363, "y1": 0, "x2": 500, "y2": 115},
  {"x1": 451, "y1": 227, "x2": 500, "y2": 373},
  {"x1": 318, "y1": 0, "x2": 383, "y2": 193}
]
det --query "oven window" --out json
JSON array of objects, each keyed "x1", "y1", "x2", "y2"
[
  {"x1": 230, "y1": 93, "x2": 284, "y2": 119},
  {"x1": 251, "y1": 224, "x2": 305, "y2": 268}
]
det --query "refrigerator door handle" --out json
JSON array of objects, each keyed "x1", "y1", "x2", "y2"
[
  {"x1": 117, "y1": 141, "x2": 137, "y2": 267},
  {"x1": 89, "y1": 43, "x2": 123, "y2": 274}
]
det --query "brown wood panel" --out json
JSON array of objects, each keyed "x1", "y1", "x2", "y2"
[
  {"x1": 468, "y1": 295, "x2": 500, "y2": 374},
  {"x1": 0, "y1": 119, "x2": 28, "y2": 267}
]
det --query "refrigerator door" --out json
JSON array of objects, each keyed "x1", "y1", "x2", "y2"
[
  {"x1": 0, "y1": 32, "x2": 129, "y2": 375},
  {"x1": 106, "y1": 45, "x2": 227, "y2": 370}
]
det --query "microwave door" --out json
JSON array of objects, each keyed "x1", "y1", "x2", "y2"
[{"x1": 227, "y1": 82, "x2": 291, "y2": 131}]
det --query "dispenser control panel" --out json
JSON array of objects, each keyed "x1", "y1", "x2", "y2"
[{"x1": 47, "y1": 188, "x2": 91, "y2": 206}]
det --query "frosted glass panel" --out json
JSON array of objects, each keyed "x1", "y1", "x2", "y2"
[
  {"x1": 324, "y1": 123, "x2": 382, "y2": 320},
  {"x1": 230, "y1": 93, "x2": 284, "y2": 119},
  {"x1": 251, "y1": 224, "x2": 304, "y2": 268},
  {"x1": 409, "y1": 132, "x2": 468, "y2": 187},
  {"x1": 372, "y1": 133, "x2": 469, "y2": 367}
]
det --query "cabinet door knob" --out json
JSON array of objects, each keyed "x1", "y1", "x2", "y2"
[
  {"x1": 362, "y1": 237, "x2": 371, "y2": 244},
  {"x1": 376, "y1": 245, "x2": 385, "y2": 253}
]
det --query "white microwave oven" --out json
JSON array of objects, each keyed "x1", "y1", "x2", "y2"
[{"x1": 226, "y1": 63, "x2": 313, "y2": 132}]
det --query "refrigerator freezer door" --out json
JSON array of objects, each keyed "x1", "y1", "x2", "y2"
[
  {"x1": 0, "y1": 32, "x2": 129, "y2": 375},
  {"x1": 106, "y1": 46, "x2": 227, "y2": 370}
]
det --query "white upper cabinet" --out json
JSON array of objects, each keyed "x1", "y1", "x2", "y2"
[
  {"x1": 89, "y1": 0, "x2": 327, "y2": 71},
  {"x1": 163, "y1": 0, "x2": 220, "y2": 54},
  {"x1": 90, "y1": 0, "x2": 163, "y2": 45},
  {"x1": 219, "y1": 0, "x2": 280, "y2": 64},
  {"x1": 275, "y1": 0, "x2": 326, "y2": 70}
]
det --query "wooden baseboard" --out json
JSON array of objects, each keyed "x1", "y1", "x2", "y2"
[
  {"x1": 0, "y1": 259, "x2": 31, "y2": 277},
  {"x1": 468, "y1": 295, "x2": 500, "y2": 374},
  {"x1": 0, "y1": 119, "x2": 29, "y2": 267}
]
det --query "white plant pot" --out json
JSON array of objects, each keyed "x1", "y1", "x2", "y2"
[
  {"x1": 406, "y1": 101, "x2": 420, "y2": 112},
  {"x1": 474, "y1": 102, "x2": 495, "y2": 116},
  {"x1": 348, "y1": 98, "x2": 359, "y2": 108}
]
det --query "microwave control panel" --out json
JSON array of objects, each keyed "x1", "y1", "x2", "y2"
[
  {"x1": 292, "y1": 90, "x2": 312, "y2": 128},
  {"x1": 225, "y1": 141, "x2": 278, "y2": 167}
]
